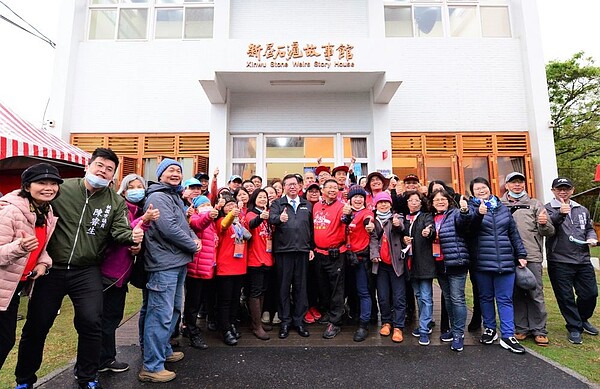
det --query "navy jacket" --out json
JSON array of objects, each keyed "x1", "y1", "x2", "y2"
[
  {"x1": 436, "y1": 208, "x2": 473, "y2": 273},
  {"x1": 468, "y1": 197, "x2": 527, "y2": 273}
]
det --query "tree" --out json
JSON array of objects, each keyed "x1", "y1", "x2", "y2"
[{"x1": 546, "y1": 52, "x2": 600, "y2": 193}]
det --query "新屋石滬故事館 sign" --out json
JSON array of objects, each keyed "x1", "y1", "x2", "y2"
[{"x1": 246, "y1": 42, "x2": 355, "y2": 69}]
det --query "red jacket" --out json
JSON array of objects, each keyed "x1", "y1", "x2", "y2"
[
  {"x1": 247, "y1": 208, "x2": 274, "y2": 267},
  {"x1": 188, "y1": 210, "x2": 217, "y2": 279},
  {"x1": 344, "y1": 208, "x2": 374, "y2": 252},
  {"x1": 216, "y1": 212, "x2": 248, "y2": 276},
  {"x1": 313, "y1": 199, "x2": 346, "y2": 255}
]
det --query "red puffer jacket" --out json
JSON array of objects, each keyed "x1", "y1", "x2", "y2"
[{"x1": 188, "y1": 210, "x2": 217, "y2": 279}]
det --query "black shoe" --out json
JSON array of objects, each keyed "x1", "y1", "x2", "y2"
[
  {"x1": 230, "y1": 324, "x2": 242, "y2": 339},
  {"x1": 207, "y1": 321, "x2": 217, "y2": 332},
  {"x1": 279, "y1": 324, "x2": 290, "y2": 339},
  {"x1": 582, "y1": 321, "x2": 599, "y2": 336},
  {"x1": 317, "y1": 313, "x2": 331, "y2": 324},
  {"x1": 79, "y1": 379, "x2": 103, "y2": 389},
  {"x1": 568, "y1": 331, "x2": 583, "y2": 344},
  {"x1": 480, "y1": 328, "x2": 498, "y2": 344},
  {"x1": 262, "y1": 323, "x2": 273, "y2": 332},
  {"x1": 323, "y1": 323, "x2": 341, "y2": 339},
  {"x1": 190, "y1": 333, "x2": 208, "y2": 349},
  {"x1": 296, "y1": 325, "x2": 310, "y2": 337},
  {"x1": 223, "y1": 330, "x2": 238, "y2": 346},
  {"x1": 500, "y1": 337, "x2": 526, "y2": 354},
  {"x1": 353, "y1": 324, "x2": 369, "y2": 342},
  {"x1": 98, "y1": 359, "x2": 129, "y2": 373}
]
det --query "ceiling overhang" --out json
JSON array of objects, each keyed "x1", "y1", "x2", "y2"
[{"x1": 199, "y1": 71, "x2": 401, "y2": 104}]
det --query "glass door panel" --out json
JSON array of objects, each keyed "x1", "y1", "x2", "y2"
[{"x1": 462, "y1": 156, "x2": 489, "y2": 196}]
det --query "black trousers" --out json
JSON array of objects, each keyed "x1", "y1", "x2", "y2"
[
  {"x1": 314, "y1": 252, "x2": 346, "y2": 325},
  {"x1": 0, "y1": 282, "x2": 25, "y2": 369},
  {"x1": 216, "y1": 275, "x2": 243, "y2": 331},
  {"x1": 16, "y1": 267, "x2": 103, "y2": 386},
  {"x1": 247, "y1": 265, "x2": 271, "y2": 298},
  {"x1": 548, "y1": 261, "x2": 598, "y2": 333},
  {"x1": 100, "y1": 283, "x2": 127, "y2": 367},
  {"x1": 183, "y1": 277, "x2": 208, "y2": 333},
  {"x1": 276, "y1": 251, "x2": 309, "y2": 327}
]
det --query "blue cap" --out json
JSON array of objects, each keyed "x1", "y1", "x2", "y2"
[
  {"x1": 228, "y1": 175, "x2": 242, "y2": 183},
  {"x1": 192, "y1": 195, "x2": 211, "y2": 208},
  {"x1": 183, "y1": 178, "x2": 202, "y2": 188},
  {"x1": 156, "y1": 158, "x2": 182, "y2": 180}
]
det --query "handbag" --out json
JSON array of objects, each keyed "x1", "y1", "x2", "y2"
[{"x1": 515, "y1": 265, "x2": 536, "y2": 290}]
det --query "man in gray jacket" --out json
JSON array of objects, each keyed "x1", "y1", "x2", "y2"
[
  {"x1": 501, "y1": 172, "x2": 554, "y2": 346},
  {"x1": 545, "y1": 177, "x2": 598, "y2": 345}
]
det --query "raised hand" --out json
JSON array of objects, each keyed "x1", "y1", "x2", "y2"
[
  {"x1": 392, "y1": 213, "x2": 401, "y2": 227},
  {"x1": 260, "y1": 209, "x2": 270, "y2": 219},
  {"x1": 365, "y1": 218, "x2": 375, "y2": 233},
  {"x1": 459, "y1": 195, "x2": 468, "y2": 211},
  {"x1": 559, "y1": 197, "x2": 570, "y2": 215},
  {"x1": 186, "y1": 206, "x2": 195, "y2": 217},
  {"x1": 209, "y1": 208, "x2": 219, "y2": 219},
  {"x1": 232, "y1": 207, "x2": 241, "y2": 218},
  {"x1": 403, "y1": 236, "x2": 413, "y2": 245},
  {"x1": 280, "y1": 207, "x2": 289, "y2": 223},
  {"x1": 422, "y1": 224, "x2": 432, "y2": 237},
  {"x1": 537, "y1": 208, "x2": 548, "y2": 225},
  {"x1": 19, "y1": 231, "x2": 39, "y2": 252},
  {"x1": 343, "y1": 202, "x2": 352, "y2": 215},
  {"x1": 238, "y1": 201, "x2": 244, "y2": 210},
  {"x1": 132, "y1": 220, "x2": 144, "y2": 244},
  {"x1": 478, "y1": 201, "x2": 488, "y2": 215},
  {"x1": 143, "y1": 203, "x2": 160, "y2": 222},
  {"x1": 213, "y1": 167, "x2": 220, "y2": 178},
  {"x1": 216, "y1": 198, "x2": 226, "y2": 210}
]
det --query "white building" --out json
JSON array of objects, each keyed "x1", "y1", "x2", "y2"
[{"x1": 47, "y1": 0, "x2": 556, "y2": 200}]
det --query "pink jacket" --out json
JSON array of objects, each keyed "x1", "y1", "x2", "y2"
[
  {"x1": 188, "y1": 210, "x2": 217, "y2": 279},
  {"x1": 0, "y1": 190, "x2": 57, "y2": 311}
]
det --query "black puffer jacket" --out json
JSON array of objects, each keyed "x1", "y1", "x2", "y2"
[{"x1": 269, "y1": 196, "x2": 314, "y2": 253}]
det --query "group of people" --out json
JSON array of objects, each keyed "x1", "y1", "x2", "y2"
[{"x1": 0, "y1": 147, "x2": 598, "y2": 388}]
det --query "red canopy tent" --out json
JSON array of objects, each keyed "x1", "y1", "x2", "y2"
[{"x1": 0, "y1": 101, "x2": 91, "y2": 194}]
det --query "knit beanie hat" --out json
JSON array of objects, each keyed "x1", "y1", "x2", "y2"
[
  {"x1": 373, "y1": 191, "x2": 393, "y2": 205},
  {"x1": 347, "y1": 184, "x2": 367, "y2": 200},
  {"x1": 156, "y1": 158, "x2": 182, "y2": 180},
  {"x1": 192, "y1": 195, "x2": 210, "y2": 208}
]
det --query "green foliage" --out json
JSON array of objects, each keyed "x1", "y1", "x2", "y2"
[{"x1": 546, "y1": 52, "x2": 600, "y2": 195}]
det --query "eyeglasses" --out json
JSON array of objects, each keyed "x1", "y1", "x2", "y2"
[{"x1": 432, "y1": 198, "x2": 448, "y2": 203}]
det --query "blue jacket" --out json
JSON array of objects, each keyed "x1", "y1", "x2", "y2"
[
  {"x1": 436, "y1": 208, "x2": 473, "y2": 273},
  {"x1": 468, "y1": 197, "x2": 527, "y2": 273},
  {"x1": 143, "y1": 182, "x2": 197, "y2": 272}
]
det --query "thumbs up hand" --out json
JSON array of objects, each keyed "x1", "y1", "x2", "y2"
[
  {"x1": 559, "y1": 197, "x2": 570, "y2": 215},
  {"x1": 478, "y1": 201, "x2": 488, "y2": 215},
  {"x1": 392, "y1": 213, "x2": 401, "y2": 227},
  {"x1": 143, "y1": 204, "x2": 160, "y2": 222},
  {"x1": 459, "y1": 196, "x2": 468, "y2": 211},
  {"x1": 132, "y1": 220, "x2": 144, "y2": 244},
  {"x1": 280, "y1": 207, "x2": 289, "y2": 223},
  {"x1": 537, "y1": 208, "x2": 548, "y2": 225},
  {"x1": 343, "y1": 202, "x2": 352, "y2": 215},
  {"x1": 365, "y1": 218, "x2": 375, "y2": 233},
  {"x1": 260, "y1": 209, "x2": 270, "y2": 219},
  {"x1": 19, "y1": 231, "x2": 39, "y2": 252},
  {"x1": 422, "y1": 224, "x2": 432, "y2": 237}
]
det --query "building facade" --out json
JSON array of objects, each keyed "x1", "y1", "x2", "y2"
[{"x1": 47, "y1": 0, "x2": 556, "y2": 199}]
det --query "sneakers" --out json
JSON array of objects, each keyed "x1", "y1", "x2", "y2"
[
  {"x1": 534, "y1": 335, "x2": 549, "y2": 346},
  {"x1": 411, "y1": 327, "x2": 433, "y2": 337},
  {"x1": 379, "y1": 323, "x2": 392, "y2": 336},
  {"x1": 500, "y1": 337, "x2": 526, "y2": 354},
  {"x1": 165, "y1": 351, "x2": 184, "y2": 363},
  {"x1": 480, "y1": 328, "x2": 498, "y2": 344},
  {"x1": 15, "y1": 384, "x2": 33, "y2": 389},
  {"x1": 568, "y1": 331, "x2": 583, "y2": 344},
  {"x1": 303, "y1": 310, "x2": 316, "y2": 324},
  {"x1": 514, "y1": 333, "x2": 528, "y2": 341},
  {"x1": 582, "y1": 321, "x2": 599, "y2": 336},
  {"x1": 323, "y1": 323, "x2": 341, "y2": 339},
  {"x1": 392, "y1": 328, "x2": 404, "y2": 343},
  {"x1": 98, "y1": 359, "x2": 129, "y2": 373},
  {"x1": 272, "y1": 312, "x2": 281, "y2": 324},
  {"x1": 418, "y1": 334, "x2": 430, "y2": 346},
  {"x1": 440, "y1": 331, "x2": 453, "y2": 342},
  {"x1": 261, "y1": 311, "x2": 270, "y2": 324},
  {"x1": 450, "y1": 334, "x2": 464, "y2": 352},
  {"x1": 190, "y1": 333, "x2": 208, "y2": 349},
  {"x1": 353, "y1": 323, "x2": 369, "y2": 342},
  {"x1": 79, "y1": 380, "x2": 103, "y2": 389},
  {"x1": 138, "y1": 369, "x2": 176, "y2": 383}
]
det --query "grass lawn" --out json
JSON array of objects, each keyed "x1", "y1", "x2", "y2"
[{"x1": 0, "y1": 287, "x2": 143, "y2": 388}]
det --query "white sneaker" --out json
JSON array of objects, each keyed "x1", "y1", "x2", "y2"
[
  {"x1": 261, "y1": 311, "x2": 270, "y2": 324},
  {"x1": 272, "y1": 312, "x2": 281, "y2": 324}
]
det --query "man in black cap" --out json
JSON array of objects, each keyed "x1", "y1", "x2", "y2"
[
  {"x1": 545, "y1": 176, "x2": 598, "y2": 345},
  {"x1": 500, "y1": 172, "x2": 554, "y2": 346},
  {"x1": 194, "y1": 172, "x2": 211, "y2": 196}
]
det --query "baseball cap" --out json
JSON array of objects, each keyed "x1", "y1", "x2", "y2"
[
  {"x1": 228, "y1": 175, "x2": 243, "y2": 183},
  {"x1": 315, "y1": 166, "x2": 331, "y2": 177},
  {"x1": 195, "y1": 172, "x2": 210, "y2": 181},
  {"x1": 332, "y1": 165, "x2": 349, "y2": 175},
  {"x1": 505, "y1": 172, "x2": 526, "y2": 183},
  {"x1": 403, "y1": 174, "x2": 419, "y2": 183},
  {"x1": 551, "y1": 177, "x2": 573, "y2": 189},
  {"x1": 183, "y1": 178, "x2": 202, "y2": 188}
]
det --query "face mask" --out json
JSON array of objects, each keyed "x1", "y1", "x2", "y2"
[
  {"x1": 85, "y1": 172, "x2": 110, "y2": 189},
  {"x1": 508, "y1": 190, "x2": 526, "y2": 199},
  {"x1": 126, "y1": 188, "x2": 145, "y2": 203}
]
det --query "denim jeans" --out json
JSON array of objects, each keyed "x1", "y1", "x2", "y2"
[
  {"x1": 353, "y1": 260, "x2": 372, "y2": 323},
  {"x1": 411, "y1": 279, "x2": 434, "y2": 335},
  {"x1": 143, "y1": 266, "x2": 186, "y2": 372},
  {"x1": 438, "y1": 272, "x2": 467, "y2": 337},
  {"x1": 376, "y1": 263, "x2": 406, "y2": 328},
  {"x1": 475, "y1": 271, "x2": 515, "y2": 338}
]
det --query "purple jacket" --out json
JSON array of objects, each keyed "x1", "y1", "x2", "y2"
[{"x1": 101, "y1": 201, "x2": 148, "y2": 287}]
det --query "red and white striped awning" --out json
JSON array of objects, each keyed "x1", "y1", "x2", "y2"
[{"x1": 0, "y1": 101, "x2": 90, "y2": 166}]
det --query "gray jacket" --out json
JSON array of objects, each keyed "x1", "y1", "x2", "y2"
[
  {"x1": 500, "y1": 193, "x2": 554, "y2": 263},
  {"x1": 144, "y1": 182, "x2": 197, "y2": 272},
  {"x1": 545, "y1": 198, "x2": 597, "y2": 265}
]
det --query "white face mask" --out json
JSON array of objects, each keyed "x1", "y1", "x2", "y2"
[{"x1": 85, "y1": 172, "x2": 111, "y2": 188}]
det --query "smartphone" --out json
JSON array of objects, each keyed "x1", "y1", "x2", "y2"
[{"x1": 26, "y1": 270, "x2": 38, "y2": 278}]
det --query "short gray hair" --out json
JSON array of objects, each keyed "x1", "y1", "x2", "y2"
[{"x1": 117, "y1": 174, "x2": 146, "y2": 195}]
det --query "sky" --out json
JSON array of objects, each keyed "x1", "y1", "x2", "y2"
[{"x1": 1, "y1": 0, "x2": 599, "y2": 126}]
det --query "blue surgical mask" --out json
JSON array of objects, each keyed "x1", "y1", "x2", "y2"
[
  {"x1": 508, "y1": 190, "x2": 526, "y2": 199},
  {"x1": 126, "y1": 188, "x2": 145, "y2": 203},
  {"x1": 85, "y1": 172, "x2": 110, "y2": 188}
]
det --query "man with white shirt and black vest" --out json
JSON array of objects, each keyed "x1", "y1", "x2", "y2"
[
  {"x1": 269, "y1": 174, "x2": 314, "y2": 339},
  {"x1": 545, "y1": 177, "x2": 598, "y2": 345}
]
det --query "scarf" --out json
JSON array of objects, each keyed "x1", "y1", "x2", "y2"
[
  {"x1": 29, "y1": 200, "x2": 49, "y2": 227},
  {"x1": 376, "y1": 210, "x2": 393, "y2": 224}
]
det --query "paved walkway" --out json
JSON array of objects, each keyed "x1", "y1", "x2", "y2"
[{"x1": 38, "y1": 286, "x2": 598, "y2": 389}]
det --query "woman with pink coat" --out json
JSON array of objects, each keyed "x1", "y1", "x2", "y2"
[{"x1": 0, "y1": 163, "x2": 62, "y2": 369}]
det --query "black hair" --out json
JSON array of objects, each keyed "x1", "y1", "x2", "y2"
[
  {"x1": 404, "y1": 190, "x2": 426, "y2": 211},
  {"x1": 469, "y1": 177, "x2": 491, "y2": 196},
  {"x1": 281, "y1": 174, "x2": 298, "y2": 186},
  {"x1": 250, "y1": 175, "x2": 263, "y2": 183},
  {"x1": 90, "y1": 147, "x2": 119, "y2": 169},
  {"x1": 322, "y1": 178, "x2": 338, "y2": 187},
  {"x1": 248, "y1": 188, "x2": 269, "y2": 211},
  {"x1": 428, "y1": 189, "x2": 456, "y2": 211},
  {"x1": 233, "y1": 187, "x2": 249, "y2": 201}
]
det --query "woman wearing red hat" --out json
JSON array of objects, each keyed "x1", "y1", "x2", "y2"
[{"x1": 0, "y1": 163, "x2": 62, "y2": 369}]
